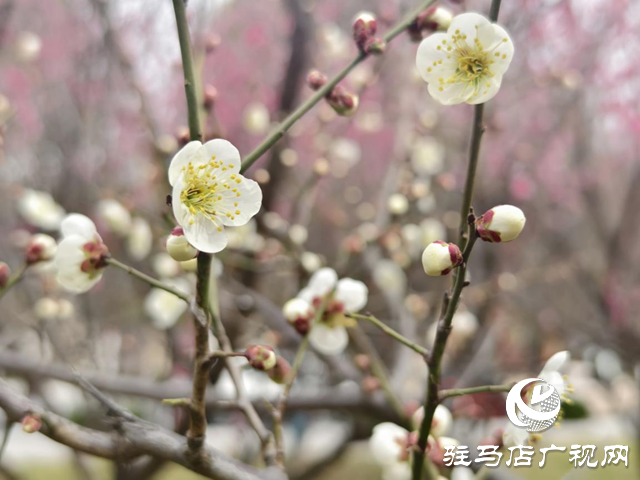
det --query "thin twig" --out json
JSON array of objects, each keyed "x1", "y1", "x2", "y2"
[
  {"x1": 439, "y1": 382, "x2": 514, "y2": 401},
  {"x1": 239, "y1": 0, "x2": 437, "y2": 173},
  {"x1": 348, "y1": 313, "x2": 429, "y2": 358},
  {"x1": 0, "y1": 264, "x2": 28, "y2": 301},
  {"x1": 104, "y1": 257, "x2": 191, "y2": 302},
  {"x1": 411, "y1": 4, "x2": 503, "y2": 478}
]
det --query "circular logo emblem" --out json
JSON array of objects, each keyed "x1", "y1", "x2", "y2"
[{"x1": 506, "y1": 378, "x2": 561, "y2": 433}]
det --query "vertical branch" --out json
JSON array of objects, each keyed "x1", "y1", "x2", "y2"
[
  {"x1": 411, "y1": 3, "x2": 503, "y2": 478},
  {"x1": 172, "y1": 0, "x2": 209, "y2": 451}
]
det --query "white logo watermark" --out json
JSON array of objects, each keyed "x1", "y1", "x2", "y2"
[{"x1": 505, "y1": 378, "x2": 561, "y2": 432}]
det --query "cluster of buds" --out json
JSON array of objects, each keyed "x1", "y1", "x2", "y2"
[
  {"x1": 421, "y1": 241, "x2": 463, "y2": 276},
  {"x1": 352, "y1": 12, "x2": 386, "y2": 55},
  {"x1": 0, "y1": 262, "x2": 10, "y2": 288},
  {"x1": 244, "y1": 345, "x2": 292, "y2": 384},
  {"x1": 307, "y1": 70, "x2": 359, "y2": 117},
  {"x1": 283, "y1": 298, "x2": 314, "y2": 335},
  {"x1": 25, "y1": 234, "x2": 57, "y2": 264},
  {"x1": 407, "y1": 7, "x2": 453, "y2": 42},
  {"x1": 166, "y1": 227, "x2": 198, "y2": 262},
  {"x1": 475, "y1": 205, "x2": 526, "y2": 243}
]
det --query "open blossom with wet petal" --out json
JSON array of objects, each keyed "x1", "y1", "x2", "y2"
[
  {"x1": 97, "y1": 199, "x2": 131, "y2": 236},
  {"x1": 422, "y1": 241, "x2": 463, "y2": 276},
  {"x1": 25, "y1": 234, "x2": 57, "y2": 264},
  {"x1": 296, "y1": 268, "x2": 368, "y2": 356},
  {"x1": 169, "y1": 139, "x2": 262, "y2": 253},
  {"x1": 416, "y1": 13, "x2": 514, "y2": 105},
  {"x1": 476, "y1": 205, "x2": 526, "y2": 243},
  {"x1": 55, "y1": 214, "x2": 109, "y2": 293},
  {"x1": 17, "y1": 189, "x2": 66, "y2": 231}
]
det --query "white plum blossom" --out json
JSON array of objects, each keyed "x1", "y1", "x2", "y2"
[
  {"x1": 55, "y1": 214, "x2": 108, "y2": 293},
  {"x1": 169, "y1": 139, "x2": 262, "y2": 253},
  {"x1": 97, "y1": 199, "x2": 131, "y2": 236},
  {"x1": 539, "y1": 350, "x2": 572, "y2": 398},
  {"x1": 421, "y1": 241, "x2": 463, "y2": 276},
  {"x1": 17, "y1": 189, "x2": 65, "y2": 230},
  {"x1": 369, "y1": 422, "x2": 413, "y2": 480},
  {"x1": 416, "y1": 13, "x2": 514, "y2": 105},
  {"x1": 476, "y1": 205, "x2": 526, "y2": 243},
  {"x1": 296, "y1": 268, "x2": 368, "y2": 355}
]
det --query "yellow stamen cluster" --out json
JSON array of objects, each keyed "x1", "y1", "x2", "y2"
[
  {"x1": 179, "y1": 156, "x2": 243, "y2": 231},
  {"x1": 435, "y1": 26, "x2": 509, "y2": 99}
]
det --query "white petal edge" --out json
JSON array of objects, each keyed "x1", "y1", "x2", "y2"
[
  {"x1": 308, "y1": 324, "x2": 349, "y2": 356},
  {"x1": 168, "y1": 141, "x2": 202, "y2": 187},
  {"x1": 335, "y1": 278, "x2": 368, "y2": 313}
]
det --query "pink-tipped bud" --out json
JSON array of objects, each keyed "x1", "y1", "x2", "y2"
[
  {"x1": 307, "y1": 70, "x2": 328, "y2": 91},
  {"x1": 364, "y1": 37, "x2": 386, "y2": 55},
  {"x1": 475, "y1": 205, "x2": 526, "y2": 243},
  {"x1": 283, "y1": 298, "x2": 314, "y2": 336},
  {"x1": 25, "y1": 234, "x2": 57, "y2": 264},
  {"x1": 361, "y1": 376, "x2": 381, "y2": 394},
  {"x1": 21, "y1": 414, "x2": 42, "y2": 433},
  {"x1": 407, "y1": 6, "x2": 451, "y2": 42},
  {"x1": 203, "y1": 85, "x2": 218, "y2": 111},
  {"x1": 326, "y1": 86, "x2": 359, "y2": 117},
  {"x1": 268, "y1": 357, "x2": 292, "y2": 384},
  {"x1": 421, "y1": 241, "x2": 463, "y2": 276},
  {"x1": 0, "y1": 262, "x2": 10, "y2": 289},
  {"x1": 166, "y1": 227, "x2": 198, "y2": 262},
  {"x1": 245, "y1": 345, "x2": 277, "y2": 371},
  {"x1": 354, "y1": 354, "x2": 371, "y2": 371},
  {"x1": 353, "y1": 12, "x2": 377, "y2": 51},
  {"x1": 175, "y1": 126, "x2": 190, "y2": 147},
  {"x1": 204, "y1": 33, "x2": 221, "y2": 54}
]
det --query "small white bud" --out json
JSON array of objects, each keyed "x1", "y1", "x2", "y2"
[
  {"x1": 26, "y1": 234, "x2": 57, "y2": 264},
  {"x1": 412, "y1": 404, "x2": 452, "y2": 437},
  {"x1": 166, "y1": 227, "x2": 198, "y2": 262},
  {"x1": 475, "y1": 205, "x2": 526, "y2": 243},
  {"x1": 388, "y1": 194, "x2": 409, "y2": 216},
  {"x1": 431, "y1": 8, "x2": 453, "y2": 30},
  {"x1": 421, "y1": 241, "x2": 463, "y2": 276}
]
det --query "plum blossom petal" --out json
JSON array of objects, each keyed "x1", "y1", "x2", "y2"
[
  {"x1": 335, "y1": 278, "x2": 368, "y2": 313},
  {"x1": 308, "y1": 324, "x2": 349, "y2": 356}
]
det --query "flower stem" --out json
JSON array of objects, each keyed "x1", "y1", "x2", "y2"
[
  {"x1": 0, "y1": 264, "x2": 28, "y2": 301},
  {"x1": 239, "y1": 0, "x2": 437, "y2": 173},
  {"x1": 172, "y1": 0, "x2": 203, "y2": 143},
  {"x1": 172, "y1": 0, "x2": 210, "y2": 451},
  {"x1": 104, "y1": 258, "x2": 191, "y2": 302},
  {"x1": 411, "y1": 3, "x2": 503, "y2": 478},
  {"x1": 348, "y1": 313, "x2": 429, "y2": 358}
]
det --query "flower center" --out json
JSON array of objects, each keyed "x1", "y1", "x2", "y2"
[{"x1": 179, "y1": 158, "x2": 243, "y2": 230}]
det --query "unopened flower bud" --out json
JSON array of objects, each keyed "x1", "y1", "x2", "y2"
[
  {"x1": 326, "y1": 86, "x2": 359, "y2": 117},
  {"x1": 364, "y1": 37, "x2": 386, "y2": 55},
  {"x1": 421, "y1": 241, "x2": 463, "y2": 276},
  {"x1": 204, "y1": 33, "x2": 221, "y2": 54},
  {"x1": 407, "y1": 6, "x2": 451, "y2": 42},
  {"x1": 21, "y1": 414, "x2": 42, "y2": 433},
  {"x1": 245, "y1": 345, "x2": 277, "y2": 371},
  {"x1": 283, "y1": 298, "x2": 313, "y2": 336},
  {"x1": 0, "y1": 262, "x2": 10, "y2": 289},
  {"x1": 166, "y1": 227, "x2": 198, "y2": 262},
  {"x1": 353, "y1": 12, "x2": 377, "y2": 51},
  {"x1": 412, "y1": 405, "x2": 452, "y2": 437},
  {"x1": 307, "y1": 70, "x2": 328, "y2": 91},
  {"x1": 26, "y1": 234, "x2": 57, "y2": 264},
  {"x1": 354, "y1": 354, "x2": 371, "y2": 371},
  {"x1": 475, "y1": 205, "x2": 526, "y2": 243},
  {"x1": 362, "y1": 375, "x2": 381, "y2": 393},
  {"x1": 268, "y1": 357, "x2": 292, "y2": 384},
  {"x1": 203, "y1": 85, "x2": 218, "y2": 111},
  {"x1": 175, "y1": 126, "x2": 190, "y2": 147}
]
